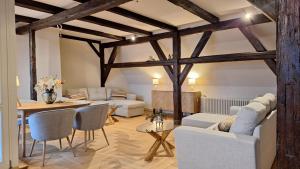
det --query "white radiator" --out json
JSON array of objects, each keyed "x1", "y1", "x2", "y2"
[{"x1": 201, "y1": 97, "x2": 250, "y2": 115}]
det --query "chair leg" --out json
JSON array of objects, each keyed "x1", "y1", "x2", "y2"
[
  {"x1": 71, "y1": 129, "x2": 76, "y2": 144},
  {"x1": 92, "y1": 130, "x2": 95, "y2": 140},
  {"x1": 18, "y1": 125, "x2": 21, "y2": 145},
  {"x1": 29, "y1": 139, "x2": 36, "y2": 157},
  {"x1": 66, "y1": 136, "x2": 76, "y2": 157},
  {"x1": 84, "y1": 131, "x2": 87, "y2": 152},
  {"x1": 59, "y1": 139, "x2": 62, "y2": 150},
  {"x1": 88, "y1": 130, "x2": 91, "y2": 140},
  {"x1": 102, "y1": 128, "x2": 109, "y2": 146},
  {"x1": 42, "y1": 141, "x2": 46, "y2": 167}
]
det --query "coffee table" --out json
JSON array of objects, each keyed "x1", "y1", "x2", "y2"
[
  {"x1": 106, "y1": 105, "x2": 121, "y2": 125},
  {"x1": 136, "y1": 120, "x2": 175, "y2": 161}
]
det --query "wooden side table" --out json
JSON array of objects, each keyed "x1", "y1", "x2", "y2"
[{"x1": 136, "y1": 120, "x2": 175, "y2": 161}]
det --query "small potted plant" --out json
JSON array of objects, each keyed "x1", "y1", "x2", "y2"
[{"x1": 34, "y1": 76, "x2": 63, "y2": 104}]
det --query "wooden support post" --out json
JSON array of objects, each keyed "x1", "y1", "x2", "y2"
[
  {"x1": 277, "y1": 0, "x2": 300, "y2": 168},
  {"x1": 180, "y1": 31, "x2": 212, "y2": 85},
  {"x1": 150, "y1": 41, "x2": 174, "y2": 81},
  {"x1": 29, "y1": 30, "x2": 37, "y2": 100},
  {"x1": 104, "y1": 47, "x2": 118, "y2": 83},
  {"x1": 99, "y1": 44, "x2": 105, "y2": 87},
  {"x1": 172, "y1": 31, "x2": 182, "y2": 125},
  {"x1": 87, "y1": 42, "x2": 105, "y2": 87}
]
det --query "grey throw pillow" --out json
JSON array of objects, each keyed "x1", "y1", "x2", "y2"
[{"x1": 230, "y1": 102, "x2": 267, "y2": 135}]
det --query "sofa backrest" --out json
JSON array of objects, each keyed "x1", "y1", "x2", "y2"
[
  {"x1": 87, "y1": 87, "x2": 107, "y2": 101},
  {"x1": 253, "y1": 110, "x2": 277, "y2": 169}
]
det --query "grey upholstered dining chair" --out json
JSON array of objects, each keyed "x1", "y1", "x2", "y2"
[
  {"x1": 71, "y1": 104, "x2": 109, "y2": 151},
  {"x1": 28, "y1": 108, "x2": 76, "y2": 166}
]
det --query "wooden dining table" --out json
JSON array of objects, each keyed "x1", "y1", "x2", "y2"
[{"x1": 17, "y1": 101, "x2": 91, "y2": 157}]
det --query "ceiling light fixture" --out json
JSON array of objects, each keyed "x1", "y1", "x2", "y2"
[
  {"x1": 131, "y1": 35, "x2": 136, "y2": 41},
  {"x1": 245, "y1": 13, "x2": 252, "y2": 20}
]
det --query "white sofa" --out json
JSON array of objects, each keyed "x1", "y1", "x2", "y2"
[
  {"x1": 174, "y1": 93, "x2": 277, "y2": 169},
  {"x1": 64, "y1": 87, "x2": 145, "y2": 117}
]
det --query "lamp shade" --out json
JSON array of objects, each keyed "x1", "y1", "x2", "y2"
[
  {"x1": 152, "y1": 78, "x2": 159, "y2": 85},
  {"x1": 16, "y1": 76, "x2": 20, "y2": 87},
  {"x1": 188, "y1": 78, "x2": 196, "y2": 85}
]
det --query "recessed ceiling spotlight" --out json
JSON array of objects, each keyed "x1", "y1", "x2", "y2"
[
  {"x1": 131, "y1": 35, "x2": 136, "y2": 41},
  {"x1": 245, "y1": 13, "x2": 252, "y2": 20}
]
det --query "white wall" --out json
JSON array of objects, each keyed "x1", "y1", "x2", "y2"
[
  {"x1": 59, "y1": 22, "x2": 277, "y2": 109},
  {"x1": 60, "y1": 39, "x2": 128, "y2": 94},
  {"x1": 16, "y1": 28, "x2": 62, "y2": 100}
]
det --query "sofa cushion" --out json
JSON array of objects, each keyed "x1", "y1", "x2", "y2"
[
  {"x1": 65, "y1": 88, "x2": 88, "y2": 100},
  {"x1": 263, "y1": 93, "x2": 276, "y2": 110},
  {"x1": 87, "y1": 87, "x2": 107, "y2": 101},
  {"x1": 250, "y1": 97, "x2": 271, "y2": 112},
  {"x1": 182, "y1": 113, "x2": 230, "y2": 128},
  {"x1": 230, "y1": 102, "x2": 267, "y2": 135},
  {"x1": 218, "y1": 116, "x2": 236, "y2": 132},
  {"x1": 109, "y1": 100, "x2": 145, "y2": 108},
  {"x1": 126, "y1": 93, "x2": 137, "y2": 100}
]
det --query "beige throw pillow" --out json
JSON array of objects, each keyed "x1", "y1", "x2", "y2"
[{"x1": 218, "y1": 116, "x2": 236, "y2": 132}]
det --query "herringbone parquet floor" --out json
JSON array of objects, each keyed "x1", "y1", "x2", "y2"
[{"x1": 19, "y1": 115, "x2": 178, "y2": 169}]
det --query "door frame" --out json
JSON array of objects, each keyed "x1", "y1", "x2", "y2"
[{"x1": 0, "y1": 0, "x2": 18, "y2": 168}]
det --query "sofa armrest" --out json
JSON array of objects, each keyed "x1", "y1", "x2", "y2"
[
  {"x1": 126, "y1": 93, "x2": 136, "y2": 100},
  {"x1": 229, "y1": 106, "x2": 242, "y2": 115},
  {"x1": 174, "y1": 126, "x2": 259, "y2": 169}
]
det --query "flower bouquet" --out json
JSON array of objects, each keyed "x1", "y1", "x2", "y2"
[{"x1": 35, "y1": 76, "x2": 63, "y2": 104}]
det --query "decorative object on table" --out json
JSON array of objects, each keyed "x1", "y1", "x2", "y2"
[
  {"x1": 149, "y1": 108, "x2": 164, "y2": 128},
  {"x1": 34, "y1": 76, "x2": 63, "y2": 104},
  {"x1": 16, "y1": 76, "x2": 22, "y2": 106}
]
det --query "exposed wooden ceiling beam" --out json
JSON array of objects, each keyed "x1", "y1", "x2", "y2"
[
  {"x1": 61, "y1": 24, "x2": 125, "y2": 40},
  {"x1": 103, "y1": 14, "x2": 271, "y2": 48},
  {"x1": 109, "y1": 51, "x2": 276, "y2": 68},
  {"x1": 180, "y1": 31, "x2": 212, "y2": 85},
  {"x1": 15, "y1": 0, "x2": 150, "y2": 36},
  {"x1": 79, "y1": 16, "x2": 151, "y2": 35},
  {"x1": 16, "y1": 0, "x2": 133, "y2": 34},
  {"x1": 239, "y1": 26, "x2": 276, "y2": 74},
  {"x1": 179, "y1": 51, "x2": 276, "y2": 64},
  {"x1": 108, "y1": 7, "x2": 177, "y2": 31},
  {"x1": 15, "y1": 0, "x2": 150, "y2": 35},
  {"x1": 247, "y1": 0, "x2": 276, "y2": 21},
  {"x1": 109, "y1": 60, "x2": 174, "y2": 68},
  {"x1": 15, "y1": 15, "x2": 124, "y2": 40},
  {"x1": 74, "y1": 0, "x2": 177, "y2": 31},
  {"x1": 167, "y1": 0, "x2": 219, "y2": 23},
  {"x1": 15, "y1": 15, "x2": 38, "y2": 23},
  {"x1": 61, "y1": 34, "x2": 100, "y2": 43}
]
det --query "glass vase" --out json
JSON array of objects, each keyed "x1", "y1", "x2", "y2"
[{"x1": 42, "y1": 91, "x2": 57, "y2": 104}]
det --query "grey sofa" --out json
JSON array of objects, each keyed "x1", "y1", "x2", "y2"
[
  {"x1": 64, "y1": 87, "x2": 145, "y2": 117},
  {"x1": 174, "y1": 93, "x2": 277, "y2": 169}
]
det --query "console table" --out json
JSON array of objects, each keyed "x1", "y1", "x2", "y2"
[{"x1": 152, "y1": 90, "x2": 201, "y2": 113}]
